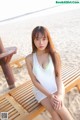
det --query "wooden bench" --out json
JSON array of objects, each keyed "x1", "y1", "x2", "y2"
[
  {"x1": 0, "y1": 58, "x2": 80, "y2": 120},
  {"x1": 0, "y1": 94, "x2": 27, "y2": 120}
]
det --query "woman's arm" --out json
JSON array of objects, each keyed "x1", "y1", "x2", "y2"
[
  {"x1": 25, "y1": 55, "x2": 52, "y2": 99},
  {"x1": 56, "y1": 76, "x2": 64, "y2": 96},
  {"x1": 51, "y1": 52, "x2": 64, "y2": 110},
  {"x1": 54, "y1": 51, "x2": 64, "y2": 96}
]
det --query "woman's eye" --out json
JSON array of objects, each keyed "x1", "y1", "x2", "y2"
[
  {"x1": 35, "y1": 37, "x2": 39, "y2": 40},
  {"x1": 43, "y1": 37, "x2": 46, "y2": 40}
]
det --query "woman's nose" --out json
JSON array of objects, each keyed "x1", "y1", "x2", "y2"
[{"x1": 40, "y1": 39, "x2": 43, "y2": 44}]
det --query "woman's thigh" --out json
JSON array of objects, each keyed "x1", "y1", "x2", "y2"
[
  {"x1": 40, "y1": 97, "x2": 61, "y2": 120},
  {"x1": 55, "y1": 104, "x2": 73, "y2": 120},
  {"x1": 40, "y1": 97, "x2": 53, "y2": 113}
]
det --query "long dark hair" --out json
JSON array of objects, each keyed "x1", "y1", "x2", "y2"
[{"x1": 31, "y1": 26, "x2": 61, "y2": 77}]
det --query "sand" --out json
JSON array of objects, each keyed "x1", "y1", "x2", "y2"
[{"x1": 0, "y1": 8, "x2": 80, "y2": 120}]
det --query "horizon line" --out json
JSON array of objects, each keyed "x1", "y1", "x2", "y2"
[{"x1": 0, "y1": 5, "x2": 61, "y2": 23}]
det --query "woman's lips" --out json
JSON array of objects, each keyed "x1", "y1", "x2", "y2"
[{"x1": 39, "y1": 46, "x2": 44, "y2": 48}]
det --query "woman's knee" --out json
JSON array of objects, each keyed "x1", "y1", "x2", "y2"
[
  {"x1": 51, "y1": 111, "x2": 62, "y2": 120},
  {"x1": 55, "y1": 104, "x2": 69, "y2": 115},
  {"x1": 41, "y1": 98, "x2": 54, "y2": 113},
  {"x1": 41, "y1": 98, "x2": 61, "y2": 119},
  {"x1": 49, "y1": 108, "x2": 55, "y2": 116}
]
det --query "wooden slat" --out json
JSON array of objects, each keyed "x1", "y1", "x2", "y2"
[
  {"x1": 9, "y1": 82, "x2": 42, "y2": 113},
  {"x1": 62, "y1": 70, "x2": 80, "y2": 80},
  {"x1": 0, "y1": 62, "x2": 80, "y2": 120},
  {"x1": 10, "y1": 80, "x2": 32, "y2": 94},
  {"x1": 0, "y1": 94, "x2": 28, "y2": 120}
]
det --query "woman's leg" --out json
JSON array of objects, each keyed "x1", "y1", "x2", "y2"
[
  {"x1": 55, "y1": 104, "x2": 74, "y2": 120},
  {"x1": 41, "y1": 97, "x2": 61, "y2": 120}
]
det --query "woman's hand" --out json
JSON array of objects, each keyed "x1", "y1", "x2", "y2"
[{"x1": 50, "y1": 93, "x2": 63, "y2": 110}]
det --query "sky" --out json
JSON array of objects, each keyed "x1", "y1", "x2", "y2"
[
  {"x1": 0, "y1": 0, "x2": 80, "y2": 22},
  {"x1": 0, "y1": 0, "x2": 55, "y2": 21}
]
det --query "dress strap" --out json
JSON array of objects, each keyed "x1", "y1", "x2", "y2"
[{"x1": 33, "y1": 53, "x2": 38, "y2": 66}]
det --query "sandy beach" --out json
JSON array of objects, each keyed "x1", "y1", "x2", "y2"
[{"x1": 0, "y1": 8, "x2": 80, "y2": 120}]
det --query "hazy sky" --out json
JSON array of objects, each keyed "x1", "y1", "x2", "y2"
[
  {"x1": 0, "y1": 0, "x2": 55, "y2": 21},
  {"x1": 0, "y1": 0, "x2": 80, "y2": 21}
]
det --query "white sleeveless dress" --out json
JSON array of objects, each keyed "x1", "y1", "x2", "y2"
[{"x1": 32, "y1": 53, "x2": 57, "y2": 103}]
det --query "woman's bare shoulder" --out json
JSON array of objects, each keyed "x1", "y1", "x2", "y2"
[
  {"x1": 25, "y1": 53, "x2": 33, "y2": 63},
  {"x1": 54, "y1": 49, "x2": 60, "y2": 56}
]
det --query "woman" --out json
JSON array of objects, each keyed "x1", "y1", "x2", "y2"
[{"x1": 25, "y1": 26, "x2": 73, "y2": 120}]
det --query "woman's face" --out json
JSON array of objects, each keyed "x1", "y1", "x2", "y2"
[{"x1": 34, "y1": 32, "x2": 48, "y2": 51}]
